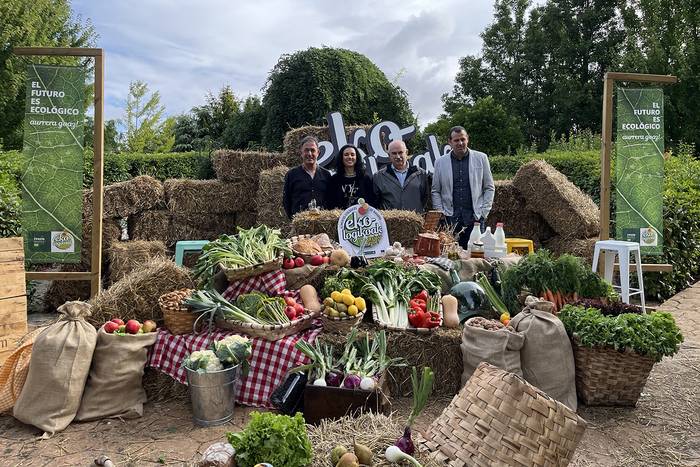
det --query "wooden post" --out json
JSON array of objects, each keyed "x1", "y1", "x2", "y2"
[
  {"x1": 14, "y1": 47, "x2": 105, "y2": 297},
  {"x1": 598, "y1": 72, "x2": 677, "y2": 273},
  {"x1": 0, "y1": 238, "x2": 28, "y2": 364}
]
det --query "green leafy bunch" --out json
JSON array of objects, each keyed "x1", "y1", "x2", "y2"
[
  {"x1": 559, "y1": 305, "x2": 683, "y2": 362},
  {"x1": 227, "y1": 412, "x2": 312, "y2": 467}
]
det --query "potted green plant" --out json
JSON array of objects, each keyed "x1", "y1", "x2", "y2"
[{"x1": 558, "y1": 303, "x2": 683, "y2": 406}]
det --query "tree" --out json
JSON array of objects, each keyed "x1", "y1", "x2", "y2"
[
  {"x1": 191, "y1": 86, "x2": 241, "y2": 152},
  {"x1": 425, "y1": 97, "x2": 524, "y2": 156},
  {"x1": 261, "y1": 47, "x2": 414, "y2": 149},
  {"x1": 123, "y1": 80, "x2": 167, "y2": 153},
  {"x1": 172, "y1": 114, "x2": 198, "y2": 152},
  {"x1": 0, "y1": 0, "x2": 96, "y2": 149},
  {"x1": 222, "y1": 95, "x2": 266, "y2": 150},
  {"x1": 83, "y1": 116, "x2": 120, "y2": 154}
]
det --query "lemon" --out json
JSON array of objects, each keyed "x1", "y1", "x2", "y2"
[
  {"x1": 354, "y1": 297, "x2": 366, "y2": 311},
  {"x1": 341, "y1": 293, "x2": 354, "y2": 306},
  {"x1": 348, "y1": 305, "x2": 359, "y2": 316},
  {"x1": 500, "y1": 312, "x2": 511, "y2": 324},
  {"x1": 331, "y1": 291, "x2": 342, "y2": 303},
  {"x1": 341, "y1": 288, "x2": 352, "y2": 296}
]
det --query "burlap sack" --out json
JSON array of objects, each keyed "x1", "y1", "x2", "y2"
[
  {"x1": 75, "y1": 326, "x2": 158, "y2": 421},
  {"x1": 510, "y1": 303, "x2": 578, "y2": 411},
  {"x1": 13, "y1": 301, "x2": 96, "y2": 437},
  {"x1": 461, "y1": 325, "x2": 525, "y2": 387}
]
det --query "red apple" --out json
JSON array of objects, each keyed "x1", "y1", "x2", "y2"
[
  {"x1": 125, "y1": 319, "x2": 142, "y2": 334},
  {"x1": 322, "y1": 256, "x2": 330, "y2": 264},
  {"x1": 142, "y1": 320, "x2": 157, "y2": 333},
  {"x1": 358, "y1": 206, "x2": 367, "y2": 215},
  {"x1": 284, "y1": 306, "x2": 297, "y2": 320},
  {"x1": 294, "y1": 303, "x2": 305, "y2": 315},
  {"x1": 310, "y1": 255, "x2": 324, "y2": 266},
  {"x1": 111, "y1": 318, "x2": 125, "y2": 326},
  {"x1": 104, "y1": 321, "x2": 120, "y2": 333},
  {"x1": 283, "y1": 257, "x2": 295, "y2": 269},
  {"x1": 294, "y1": 257, "x2": 305, "y2": 267},
  {"x1": 284, "y1": 296, "x2": 296, "y2": 307}
]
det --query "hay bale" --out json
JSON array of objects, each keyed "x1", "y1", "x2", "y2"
[
  {"x1": 170, "y1": 212, "x2": 238, "y2": 242},
  {"x1": 486, "y1": 180, "x2": 555, "y2": 247},
  {"x1": 143, "y1": 368, "x2": 188, "y2": 402},
  {"x1": 211, "y1": 150, "x2": 285, "y2": 201},
  {"x1": 99, "y1": 175, "x2": 164, "y2": 218},
  {"x1": 383, "y1": 210, "x2": 424, "y2": 247},
  {"x1": 107, "y1": 240, "x2": 168, "y2": 284},
  {"x1": 256, "y1": 166, "x2": 290, "y2": 233},
  {"x1": 512, "y1": 160, "x2": 600, "y2": 239},
  {"x1": 308, "y1": 413, "x2": 437, "y2": 466},
  {"x1": 282, "y1": 124, "x2": 372, "y2": 168},
  {"x1": 44, "y1": 264, "x2": 92, "y2": 312},
  {"x1": 545, "y1": 236, "x2": 598, "y2": 265},
  {"x1": 164, "y1": 179, "x2": 254, "y2": 214},
  {"x1": 128, "y1": 210, "x2": 172, "y2": 245},
  {"x1": 88, "y1": 257, "x2": 195, "y2": 326},
  {"x1": 318, "y1": 323, "x2": 462, "y2": 398},
  {"x1": 292, "y1": 210, "x2": 343, "y2": 240},
  {"x1": 235, "y1": 210, "x2": 257, "y2": 229},
  {"x1": 81, "y1": 217, "x2": 123, "y2": 267}
]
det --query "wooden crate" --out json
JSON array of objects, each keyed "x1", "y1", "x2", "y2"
[{"x1": 0, "y1": 238, "x2": 27, "y2": 365}]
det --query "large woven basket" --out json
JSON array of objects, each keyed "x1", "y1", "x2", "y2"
[
  {"x1": 417, "y1": 362, "x2": 587, "y2": 467},
  {"x1": 371, "y1": 305, "x2": 442, "y2": 334},
  {"x1": 320, "y1": 310, "x2": 366, "y2": 334},
  {"x1": 215, "y1": 310, "x2": 320, "y2": 341},
  {"x1": 219, "y1": 256, "x2": 283, "y2": 282},
  {"x1": 289, "y1": 234, "x2": 339, "y2": 263},
  {"x1": 158, "y1": 289, "x2": 196, "y2": 335},
  {"x1": 571, "y1": 338, "x2": 655, "y2": 406}
]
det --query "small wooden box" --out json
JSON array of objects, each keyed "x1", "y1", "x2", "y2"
[
  {"x1": 0, "y1": 238, "x2": 28, "y2": 365},
  {"x1": 303, "y1": 374, "x2": 391, "y2": 424}
]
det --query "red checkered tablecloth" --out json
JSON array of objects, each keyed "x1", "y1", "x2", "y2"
[
  {"x1": 147, "y1": 326, "x2": 321, "y2": 408},
  {"x1": 222, "y1": 269, "x2": 298, "y2": 302}
]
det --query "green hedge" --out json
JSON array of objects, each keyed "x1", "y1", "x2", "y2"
[{"x1": 0, "y1": 151, "x2": 21, "y2": 237}]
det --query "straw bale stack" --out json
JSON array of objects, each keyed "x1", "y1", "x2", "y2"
[
  {"x1": 211, "y1": 150, "x2": 285, "y2": 200},
  {"x1": 383, "y1": 210, "x2": 424, "y2": 247},
  {"x1": 44, "y1": 264, "x2": 92, "y2": 312},
  {"x1": 128, "y1": 210, "x2": 172, "y2": 245},
  {"x1": 81, "y1": 217, "x2": 123, "y2": 267},
  {"x1": 256, "y1": 166, "x2": 290, "y2": 233},
  {"x1": 513, "y1": 160, "x2": 600, "y2": 239},
  {"x1": 545, "y1": 236, "x2": 599, "y2": 265},
  {"x1": 107, "y1": 240, "x2": 168, "y2": 284},
  {"x1": 486, "y1": 180, "x2": 555, "y2": 247},
  {"x1": 164, "y1": 179, "x2": 253, "y2": 214},
  {"x1": 282, "y1": 124, "x2": 372, "y2": 168},
  {"x1": 235, "y1": 211, "x2": 258, "y2": 229},
  {"x1": 170, "y1": 212, "x2": 238, "y2": 242},
  {"x1": 291, "y1": 210, "x2": 343, "y2": 240},
  {"x1": 88, "y1": 258, "x2": 194, "y2": 326},
  {"x1": 98, "y1": 175, "x2": 164, "y2": 218}
]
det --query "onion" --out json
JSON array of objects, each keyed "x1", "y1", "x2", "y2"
[
  {"x1": 395, "y1": 426, "x2": 415, "y2": 455},
  {"x1": 325, "y1": 371, "x2": 343, "y2": 387},
  {"x1": 343, "y1": 373, "x2": 362, "y2": 389},
  {"x1": 359, "y1": 376, "x2": 376, "y2": 391},
  {"x1": 313, "y1": 377, "x2": 327, "y2": 386},
  {"x1": 385, "y1": 445, "x2": 422, "y2": 466}
]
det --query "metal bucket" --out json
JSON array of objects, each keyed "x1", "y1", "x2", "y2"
[{"x1": 186, "y1": 365, "x2": 240, "y2": 426}]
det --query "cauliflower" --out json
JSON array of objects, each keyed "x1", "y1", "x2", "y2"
[
  {"x1": 211, "y1": 335, "x2": 253, "y2": 376},
  {"x1": 183, "y1": 349, "x2": 223, "y2": 372}
]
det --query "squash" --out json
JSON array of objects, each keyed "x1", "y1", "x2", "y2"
[
  {"x1": 441, "y1": 294, "x2": 460, "y2": 328},
  {"x1": 299, "y1": 285, "x2": 322, "y2": 313}
]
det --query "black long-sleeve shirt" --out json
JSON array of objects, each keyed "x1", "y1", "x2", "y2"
[
  {"x1": 325, "y1": 172, "x2": 376, "y2": 210},
  {"x1": 282, "y1": 165, "x2": 331, "y2": 218}
]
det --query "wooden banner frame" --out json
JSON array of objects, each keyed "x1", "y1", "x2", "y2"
[
  {"x1": 599, "y1": 72, "x2": 677, "y2": 273},
  {"x1": 13, "y1": 47, "x2": 105, "y2": 297}
]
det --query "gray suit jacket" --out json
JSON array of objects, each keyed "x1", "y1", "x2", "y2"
[{"x1": 431, "y1": 149, "x2": 495, "y2": 219}]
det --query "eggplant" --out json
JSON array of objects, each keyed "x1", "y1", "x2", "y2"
[{"x1": 449, "y1": 269, "x2": 489, "y2": 323}]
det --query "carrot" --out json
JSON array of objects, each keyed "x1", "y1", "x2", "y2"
[
  {"x1": 573, "y1": 291, "x2": 578, "y2": 302},
  {"x1": 545, "y1": 289, "x2": 556, "y2": 306}
]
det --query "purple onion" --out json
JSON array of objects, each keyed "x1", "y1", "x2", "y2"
[
  {"x1": 343, "y1": 373, "x2": 362, "y2": 389},
  {"x1": 325, "y1": 371, "x2": 343, "y2": 387},
  {"x1": 395, "y1": 426, "x2": 415, "y2": 455}
]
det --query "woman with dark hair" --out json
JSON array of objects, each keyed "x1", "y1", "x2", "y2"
[{"x1": 325, "y1": 144, "x2": 375, "y2": 209}]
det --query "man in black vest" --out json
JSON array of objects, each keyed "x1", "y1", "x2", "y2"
[{"x1": 282, "y1": 135, "x2": 332, "y2": 218}]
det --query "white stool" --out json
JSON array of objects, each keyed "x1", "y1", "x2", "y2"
[{"x1": 592, "y1": 240, "x2": 646, "y2": 312}]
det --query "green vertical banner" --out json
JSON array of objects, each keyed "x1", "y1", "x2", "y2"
[
  {"x1": 615, "y1": 87, "x2": 664, "y2": 255},
  {"x1": 22, "y1": 64, "x2": 85, "y2": 263}
]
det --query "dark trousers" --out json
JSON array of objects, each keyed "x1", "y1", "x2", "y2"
[{"x1": 444, "y1": 213, "x2": 485, "y2": 250}]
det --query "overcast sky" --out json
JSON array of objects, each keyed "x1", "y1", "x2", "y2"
[{"x1": 72, "y1": 0, "x2": 497, "y2": 127}]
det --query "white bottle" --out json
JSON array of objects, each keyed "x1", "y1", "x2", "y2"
[
  {"x1": 494, "y1": 223, "x2": 507, "y2": 254},
  {"x1": 481, "y1": 227, "x2": 496, "y2": 258},
  {"x1": 467, "y1": 222, "x2": 482, "y2": 251}
]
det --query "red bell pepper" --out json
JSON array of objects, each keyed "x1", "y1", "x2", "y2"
[
  {"x1": 425, "y1": 311, "x2": 441, "y2": 328},
  {"x1": 414, "y1": 290, "x2": 428, "y2": 301},
  {"x1": 409, "y1": 298, "x2": 427, "y2": 312}
]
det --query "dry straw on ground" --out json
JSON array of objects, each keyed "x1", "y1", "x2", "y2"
[
  {"x1": 128, "y1": 210, "x2": 172, "y2": 245},
  {"x1": 283, "y1": 124, "x2": 372, "y2": 168},
  {"x1": 107, "y1": 240, "x2": 168, "y2": 284},
  {"x1": 513, "y1": 160, "x2": 600, "y2": 239},
  {"x1": 545, "y1": 236, "x2": 598, "y2": 265},
  {"x1": 256, "y1": 166, "x2": 289, "y2": 233},
  {"x1": 486, "y1": 180, "x2": 555, "y2": 247},
  {"x1": 164, "y1": 179, "x2": 253, "y2": 214},
  {"x1": 308, "y1": 412, "x2": 439, "y2": 467},
  {"x1": 88, "y1": 257, "x2": 195, "y2": 326},
  {"x1": 142, "y1": 369, "x2": 189, "y2": 402},
  {"x1": 98, "y1": 175, "x2": 164, "y2": 218},
  {"x1": 317, "y1": 323, "x2": 462, "y2": 397}
]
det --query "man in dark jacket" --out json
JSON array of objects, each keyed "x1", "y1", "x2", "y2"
[
  {"x1": 283, "y1": 136, "x2": 331, "y2": 218},
  {"x1": 372, "y1": 140, "x2": 430, "y2": 213}
]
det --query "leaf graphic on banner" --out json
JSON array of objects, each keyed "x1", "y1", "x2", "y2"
[
  {"x1": 615, "y1": 87, "x2": 664, "y2": 255},
  {"x1": 21, "y1": 64, "x2": 85, "y2": 263}
]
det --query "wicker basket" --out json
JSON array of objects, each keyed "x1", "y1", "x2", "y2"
[
  {"x1": 289, "y1": 234, "x2": 339, "y2": 263},
  {"x1": 371, "y1": 305, "x2": 442, "y2": 334},
  {"x1": 320, "y1": 310, "x2": 366, "y2": 334},
  {"x1": 158, "y1": 289, "x2": 196, "y2": 335},
  {"x1": 219, "y1": 256, "x2": 283, "y2": 282},
  {"x1": 215, "y1": 310, "x2": 320, "y2": 341},
  {"x1": 571, "y1": 338, "x2": 655, "y2": 406},
  {"x1": 417, "y1": 362, "x2": 587, "y2": 466}
]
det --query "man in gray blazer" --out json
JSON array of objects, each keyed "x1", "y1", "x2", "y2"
[{"x1": 431, "y1": 126, "x2": 495, "y2": 248}]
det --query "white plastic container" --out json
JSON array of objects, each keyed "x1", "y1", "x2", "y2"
[
  {"x1": 494, "y1": 223, "x2": 507, "y2": 257},
  {"x1": 467, "y1": 222, "x2": 482, "y2": 251},
  {"x1": 481, "y1": 227, "x2": 497, "y2": 258}
]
